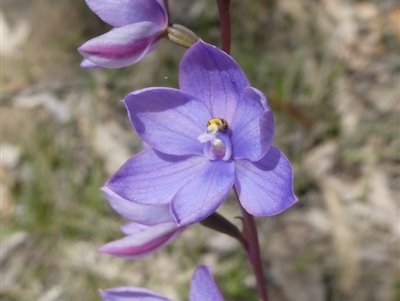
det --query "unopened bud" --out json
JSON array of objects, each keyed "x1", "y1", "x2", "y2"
[{"x1": 167, "y1": 24, "x2": 199, "y2": 48}]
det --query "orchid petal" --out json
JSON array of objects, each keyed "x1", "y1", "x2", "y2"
[
  {"x1": 86, "y1": 0, "x2": 167, "y2": 28},
  {"x1": 80, "y1": 59, "x2": 101, "y2": 69},
  {"x1": 100, "y1": 287, "x2": 171, "y2": 301},
  {"x1": 190, "y1": 266, "x2": 225, "y2": 301},
  {"x1": 231, "y1": 87, "x2": 274, "y2": 161},
  {"x1": 179, "y1": 40, "x2": 250, "y2": 123},
  {"x1": 106, "y1": 149, "x2": 208, "y2": 205},
  {"x1": 102, "y1": 186, "x2": 173, "y2": 225},
  {"x1": 234, "y1": 146, "x2": 298, "y2": 216},
  {"x1": 250, "y1": 86, "x2": 271, "y2": 110},
  {"x1": 78, "y1": 22, "x2": 164, "y2": 69},
  {"x1": 171, "y1": 160, "x2": 235, "y2": 226},
  {"x1": 120, "y1": 222, "x2": 149, "y2": 235},
  {"x1": 99, "y1": 222, "x2": 185, "y2": 259},
  {"x1": 124, "y1": 87, "x2": 211, "y2": 156},
  {"x1": 154, "y1": 0, "x2": 167, "y2": 14}
]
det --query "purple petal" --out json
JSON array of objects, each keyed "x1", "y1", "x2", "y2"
[
  {"x1": 86, "y1": 0, "x2": 167, "y2": 27},
  {"x1": 231, "y1": 87, "x2": 274, "y2": 161},
  {"x1": 78, "y1": 22, "x2": 164, "y2": 68},
  {"x1": 102, "y1": 186, "x2": 174, "y2": 225},
  {"x1": 106, "y1": 149, "x2": 208, "y2": 205},
  {"x1": 189, "y1": 266, "x2": 225, "y2": 301},
  {"x1": 171, "y1": 160, "x2": 235, "y2": 226},
  {"x1": 124, "y1": 87, "x2": 211, "y2": 156},
  {"x1": 250, "y1": 86, "x2": 272, "y2": 110},
  {"x1": 234, "y1": 146, "x2": 298, "y2": 216},
  {"x1": 100, "y1": 287, "x2": 171, "y2": 301},
  {"x1": 80, "y1": 59, "x2": 101, "y2": 69},
  {"x1": 154, "y1": 0, "x2": 167, "y2": 14},
  {"x1": 120, "y1": 222, "x2": 149, "y2": 235},
  {"x1": 98, "y1": 222, "x2": 185, "y2": 259},
  {"x1": 179, "y1": 40, "x2": 250, "y2": 123}
]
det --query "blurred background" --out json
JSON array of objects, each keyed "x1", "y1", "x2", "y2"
[{"x1": 1, "y1": 0, "x2": 399, "y2": 300}]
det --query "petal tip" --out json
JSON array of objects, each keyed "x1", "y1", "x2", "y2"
[{"x1": 97, "y1": 244, "x2": 112, "y2": 254}]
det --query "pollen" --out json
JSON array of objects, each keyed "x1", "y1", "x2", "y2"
[{"x1": 207, "y1": 118, "x2": 228, "y2": 132}]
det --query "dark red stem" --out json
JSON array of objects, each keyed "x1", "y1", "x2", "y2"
[
  {"x1": 235, "y1": 189, "x2": 269, "y2": 301},
  {"x1": 165, "y1": 0, "x2": 170, "y2": 24},
  {"x1": 215, "y1": 0, "x2": 231, "y2": 54}
]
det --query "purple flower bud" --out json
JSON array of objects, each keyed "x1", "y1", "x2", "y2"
[{"x1": 78, "y1": 0, "x2": 168, "y2": 68}]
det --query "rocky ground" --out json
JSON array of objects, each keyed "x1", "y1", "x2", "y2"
[{"x1": 1, "y1": 0, "x2": 399, "y2": 300}]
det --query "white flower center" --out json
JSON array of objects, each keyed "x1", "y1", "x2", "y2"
[{"x1": 197, "y1": 118, "x2": 232, "y2": 161}]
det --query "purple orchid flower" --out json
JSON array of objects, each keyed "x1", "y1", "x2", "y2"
[
  {"x1": 99, "y1": 187, "x2": 186, "y2": 259},
  {"x1": 78, "y1": 0, "x2": 168, "y2": 68},
  {"x1": 100, "y1": 265, "x2": 225, "y2": 301},
  {"x1": 105, "y1": 40, "x2": 298, "y2": 226}
]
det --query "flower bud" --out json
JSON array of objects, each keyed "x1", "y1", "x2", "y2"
[{"x1": 167, "y1": 24, "x2": 199, "y2": 48}]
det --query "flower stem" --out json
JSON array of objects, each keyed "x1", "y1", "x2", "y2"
[
  {"x1": 165, "y1": 0, "x2": 170, "y2": 23},
  {"x1": 215, "y1": 2, "x2": 268, "y2": 299},
  {"x1": 200, "y1": 212, "x2": 248, "y2": 249},
  {"x1": 234, "y1": 189, "x2": 269, "y2": 301},
  {"x1": 215, "y1": 0, "x2": 231, "y2": 54}
]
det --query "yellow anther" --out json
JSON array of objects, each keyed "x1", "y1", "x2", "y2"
[{"x1": 207, "y1": 118, "x2": 228, "y2": 132}]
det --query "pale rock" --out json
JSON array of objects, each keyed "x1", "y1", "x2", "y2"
[
  {"x1": 206, "y1": 232, "x2": 238, "y2": 254},
  {"x1": 304, "y1": 141, "x2": 337, "y2": 178},
  {"x1": 0, "y1": 10, "x2": 30, "y2": 57},
  {"x1": 13, "y1": 92, "x2": 71, "y2": 123},
  {"x1": 0, "y1": 143, "x2": 21, "y2": 169}
]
